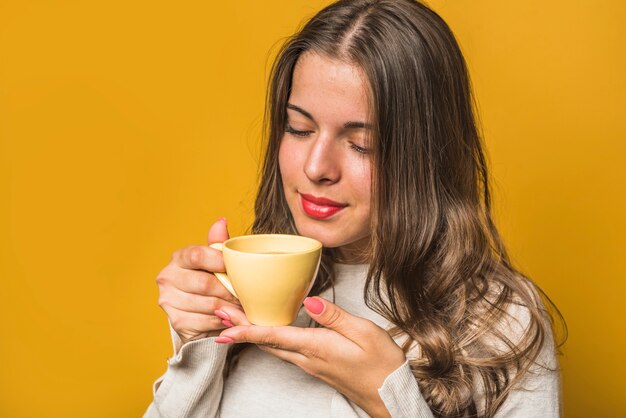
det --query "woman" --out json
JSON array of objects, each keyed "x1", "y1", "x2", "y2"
[{"x1": 146, "y1": 1, "x2": 565, "y2": 417}]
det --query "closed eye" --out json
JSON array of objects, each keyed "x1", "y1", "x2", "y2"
[
  {"x1": 350, "y1": 143, "x2": 369, "y2": 154},
  {"x1": 285, "y1": 125, "x2": 313, "y2": 137}
]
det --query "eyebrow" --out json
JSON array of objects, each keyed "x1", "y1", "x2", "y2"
[{"x1": 286, "y1": 103, "x2": 372, "y2": 129}]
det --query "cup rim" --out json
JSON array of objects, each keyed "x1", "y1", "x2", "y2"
[{"x1": 222, "y1": 234, "x2": 322, "y2": 255}]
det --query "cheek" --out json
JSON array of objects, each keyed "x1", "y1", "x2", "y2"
[
  {"x1": 349, "y1": 158, "x2": 372, "y2": 201},
  {"x1": 353, "y1": 163, "x2": 373, "y2": 225},
  {"x1": 277, "y1": 139, "x2": 289, "y2": 182},
  {"x1": 277, "y1": 138, "x2": 301, "y2": 185}
]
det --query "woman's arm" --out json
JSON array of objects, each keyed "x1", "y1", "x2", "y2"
[
  {"x1": 494, "y1": 365, "x2": 561, "y2": 417},
  {"x1": 145, "y1": 219, "x2": 240, "y2": 417},
  {"x1": 377, "y1": 360, "x2": 434, "y2": 418},
  {"x1": 144, "y1": 336, "x2": 230, "y2": 418},
  {"x1": 493, "y1": 301, "x2": 562, "y2": 417},
  {"x1": 217, "y1": 297, "x2": 432, "y2": 418},
  {"x1": 216, "y1": 296, "x2": 561, "y2": 418},
  {"x1": 376, "y1": 340, "x2": 560, "y2": 418}
]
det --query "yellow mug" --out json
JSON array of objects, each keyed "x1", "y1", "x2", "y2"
[{"x1": 209, "y1": 234, "x2": 322, "y2": 326}]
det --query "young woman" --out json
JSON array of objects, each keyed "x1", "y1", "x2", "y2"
[{"x1": 146, "y1": 1, "x2": 565, "y2": 417}]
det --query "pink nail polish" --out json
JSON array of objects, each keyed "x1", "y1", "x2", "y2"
[
  {"x1": 222, "y1": 319, "x2": 234, "y2": 328},
  {"x1": 215, "y1": 336, "x2": 234, "y2": 344},
  {"x1": 303, "y1": 297, "x2": 324, "y2": 315},
  {"x1": 214, "y1": 310, "x2": 230, "y2": 320}
]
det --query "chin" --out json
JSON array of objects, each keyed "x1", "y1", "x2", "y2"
[
  {"x1": 293, "y1": 221, "x2": 339, "y2": 248},
  {"x1": 294, "y1": 221, "x2": 368, "y2": 251},
  {"x1": 296, "y1": 231, "x2": 337, "y2": 248}
]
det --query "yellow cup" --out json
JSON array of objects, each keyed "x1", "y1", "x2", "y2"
[{"x1": 209, "y1": 234, "x2": 322, "y2": 326}]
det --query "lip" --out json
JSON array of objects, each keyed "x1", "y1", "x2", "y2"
[{"x1": 300, "y1": 193, "x2": 347, "y2": 220}]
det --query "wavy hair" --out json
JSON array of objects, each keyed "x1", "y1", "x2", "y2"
[{"x1": 252, "y1": 1, "x2": 566, "y2": 416}]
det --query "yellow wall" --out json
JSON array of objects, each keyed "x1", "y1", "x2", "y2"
[{"x1": 0, "y1": 1, "x2": 623, "y2": 416}]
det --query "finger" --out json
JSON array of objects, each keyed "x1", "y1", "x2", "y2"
[
  {"x1": 170, "y1": 269, "x2": 239, "y2": 304},
  {"x1": 207, "y1": 217, "x2": 229, "y2": 245},
  {"x1": 255, "y1": 345, "x2": 309, "y2": 370},
  {"x1": 163, "y1": 305, "x2": 224, "y2": 333},
  {"x1": 217, "y1": 305, "x2": 251, "y2": 326},
  {"x1": 174, "y1": 245, "x2": 226, "y2": 272},
  {"x1": 160, "y1": 287, "x2": 240, "y2": 315},
  {"x1": 303, "y1": 297, "x2": 372, "y2": 340},
  {"x1": 220, "y1": 324, "x2": 325, "y2": 355}
]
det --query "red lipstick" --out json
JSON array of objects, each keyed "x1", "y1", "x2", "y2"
[{"x1": 300, "y1": 193, "x2": 347, "y2": 220}]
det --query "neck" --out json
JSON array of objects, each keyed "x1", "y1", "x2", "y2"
[{"x1": 334, "y1": 237, "x2": 371, "y2": 264}]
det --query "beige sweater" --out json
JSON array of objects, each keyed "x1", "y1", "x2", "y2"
[{"x1": 145, "y1": 264, "x2": 561, "y2": 417}]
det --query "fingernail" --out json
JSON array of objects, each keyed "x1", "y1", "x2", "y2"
[
  {"x1": 214, "y1": 310, "x2": 230, "y2": 320},
  {"x1": 303, "y1": 297, "x2": 324, "y2": 315},
  {"x1": 219, "y1": 217, "x2": 227, "y2": 224},
  {"x1": 215, "y1": 336, "x2": 234, "y2": 344},
  {"x1": 222, "y1": 319, "x2": 234, "y2": 328}
]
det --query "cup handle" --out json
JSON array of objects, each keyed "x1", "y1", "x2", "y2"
[{"x1": 209, "y1": 243, "x2": 238, "y2": 298}]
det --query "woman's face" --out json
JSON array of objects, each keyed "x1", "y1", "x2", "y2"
[{"x1": 278, "y1": 52, "x2": 372, "y2": 261}]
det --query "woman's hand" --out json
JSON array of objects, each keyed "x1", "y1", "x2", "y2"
[
  {"x1": 156, "y1": 218, "x2": 241, "y2": 345},
  {"x1": 217, "y1": 297, "x2": 406, "y2": 418}
]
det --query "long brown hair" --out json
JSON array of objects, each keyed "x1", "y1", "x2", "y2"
[{"x1": 253, "y1": 1, "x2": 565, "y2": 416}]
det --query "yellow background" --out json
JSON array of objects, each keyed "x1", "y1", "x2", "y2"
[{"x1": 0, "y1": 1, "x2": 624, "y2": 416}]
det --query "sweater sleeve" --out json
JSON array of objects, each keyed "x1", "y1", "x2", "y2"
[
  {"x1": 493, "y1": 363, "x2": 561, "y2": 417},
  {"x1": 377, "y1": 344, "x2": 560, "y2": 418},
  {"x1": 492, "y1": 295, "x2": 562, "y2": 417},
  {"x1": 377, "y1": 298, "x2": 561, "y2": 418},
  {"x1": 144, "y1": 336, "x2": 230, "y2": 418},
  {"x1": 493, "y1": 325, "x2": 561, "y2": 417},
  {"x1": 377, "y1": 360, "x2": 434, "y2": 418}
]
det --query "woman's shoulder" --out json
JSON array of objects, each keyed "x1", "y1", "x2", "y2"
[{"x1": 483, "y1": 275, "x2": 559, "y2": 368}]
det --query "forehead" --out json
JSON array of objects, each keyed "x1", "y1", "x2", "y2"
[{"x1": 289, "y1": 52, "x2": 371, "y2": 122}]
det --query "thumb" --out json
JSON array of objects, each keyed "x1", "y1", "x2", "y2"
[
  {"x1": 208, "y1": 217, "x2": 230, "y2": 245},
  {"x1": 303, "y1": 296, "x2": 362, "y2": 336}
]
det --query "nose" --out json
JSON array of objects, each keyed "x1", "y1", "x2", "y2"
[{"x1": 303, "y1": 133, "x2": 340, "y2": 184}]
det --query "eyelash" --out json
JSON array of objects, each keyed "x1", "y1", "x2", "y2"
[
  {"x1": 285, "y1": 125, "x2": 312, "y2": 137},
  {"x1": 350, "y1": 144, "x2": 368, "y2": 154},
  {"x1": 285, "y1": 124, "x2": 369, "y2": 154}
]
